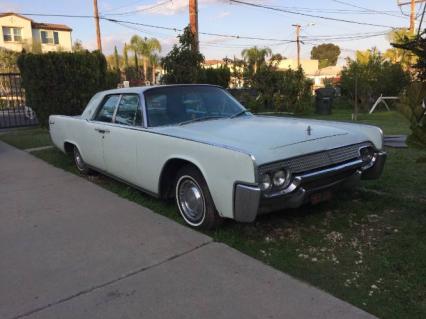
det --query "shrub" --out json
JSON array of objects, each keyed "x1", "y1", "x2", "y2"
[
  {"x1": 252, "y1": 66, "x2": 313, "y2": 114},
  {"x1": 340, "y1": 49, "x2": 410, "y2": 111},
  {"x1": 17, "y1": 51, "x2": 118, "y2": 127},
  {"x1": 200, "y1": 66, "x2": 231, "y2": 88},
  {"x1": 398, "y1": 82, "x2": 426, "y2": 147}
]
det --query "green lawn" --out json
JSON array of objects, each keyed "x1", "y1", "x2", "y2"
[
  {"x1": 1, "y1": 110, "x2": 425, "y2": 319},
  {"x1": 0, "y1": 127, "x2": 51, "y2": 149}
]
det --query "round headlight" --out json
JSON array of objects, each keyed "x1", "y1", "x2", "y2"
[
  {"x1": 360, "y1": 147, "x2": 374, "y2": 162},
  {"x1": 260, "y1": 173, "x2": 272, "y2": 191},
  {"x1": 272, "y1": 170, "x2": 288, "y2": 187}
]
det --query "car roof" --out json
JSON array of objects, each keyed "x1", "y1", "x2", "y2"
[{"x1": 100, "y1": 84, "x2": 222, "y2": 96}]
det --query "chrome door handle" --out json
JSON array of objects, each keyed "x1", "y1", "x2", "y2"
[{"x1": 94, "y1": 128, "x2": 110, "y2": 134}]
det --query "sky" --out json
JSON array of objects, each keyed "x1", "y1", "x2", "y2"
[{"x1": 1, "y1": 0, "x2": 424, "y2": 63}]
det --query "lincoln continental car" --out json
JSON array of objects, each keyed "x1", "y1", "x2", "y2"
[{"x1": 49, "y1": 85, "x2": 386, "y2": 229}]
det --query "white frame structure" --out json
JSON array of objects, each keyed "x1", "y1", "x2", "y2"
[{"x1": 369, "y1": 94, "x2": 399, "y2": 114}]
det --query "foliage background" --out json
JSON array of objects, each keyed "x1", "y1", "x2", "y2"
[{"x1": 17, "y1": 51, "x2": 119, "y2": 127}]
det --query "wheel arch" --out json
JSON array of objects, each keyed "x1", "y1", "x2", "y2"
[{"x1": 158, "y1": 157, "x2": 208, "y2": 200}]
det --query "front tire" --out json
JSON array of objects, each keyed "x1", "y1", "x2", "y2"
[
  {"x1": 73, "y1": 146, "x2": 91, "y2": 174},
  {"x1": 175, "y1": 166, "x2": 222, "y2": 229}
]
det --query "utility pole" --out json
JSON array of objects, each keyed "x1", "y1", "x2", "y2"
[
  {"x1": 93, "y1": 0, "x2": 102, "y2": 52},
  {"x1": 398, "y1": 0, "x2": 426, "y2": 34},
  {"x1": 292, "y1": 24, "x2": 301, "y2": 68},
  {"x1": 189, "y1": 0, "x2": 199, "y2": 52}
]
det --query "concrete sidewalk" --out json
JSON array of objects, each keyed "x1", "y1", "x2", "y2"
[{"x1": 0, "y1": 141, "x2": 376, "y2": 319}]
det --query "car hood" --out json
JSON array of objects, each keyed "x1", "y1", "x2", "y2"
[{"x1": 153, "y1": 115, "x2": 372, "y2": 165}]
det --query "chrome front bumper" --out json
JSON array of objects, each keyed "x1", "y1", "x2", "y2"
[{"x1": 233, "y1": 151, "x2": 386, "y2": 223}]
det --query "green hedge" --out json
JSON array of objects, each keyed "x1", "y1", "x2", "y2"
[{"x1": 17, "y1": 51, "x2": 119, "y2": 127}]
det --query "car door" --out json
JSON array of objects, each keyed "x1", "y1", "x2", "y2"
[
  {"x1": 83, "y1": 94, "x2": 120, "y2": 171},
  {"x1": 102, "y1": 94, "x2": 142, "y2": 185}
]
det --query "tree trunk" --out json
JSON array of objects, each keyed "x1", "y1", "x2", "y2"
[
  {"x1": 143, "y1": 56, "x2": 148, "y2": 82},
  {"x1": 152, "y1": 64, "x2": 156, "y2": 84}
]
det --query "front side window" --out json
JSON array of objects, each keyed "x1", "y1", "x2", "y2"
[
  {"x1": 94, "y1": 95, "x2": 120, "y2": 123},
  {"x1": 41, "y1": 30, "x2": 59, "y2": 44},
  {"x1": 115, "y1": 94, "x2": 142, "y2": 126},
  {"x1": 2, "y1": 27, "x2": 22, "y2": 42},
  {"x1": 144, "y1": 86, "x2": 245, "y2": 127}
]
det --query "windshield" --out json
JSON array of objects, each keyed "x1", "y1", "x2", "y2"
[{"x1": 144, "y1": 85, "x2": 246, "y2": 127}]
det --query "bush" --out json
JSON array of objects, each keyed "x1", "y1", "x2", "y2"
[
  {"x1": 17, "y1": 51, "x2": 118, "y2": 127},
  {"x1": 252, "y1": 66, "x2": 313, "y2": 114},
  {"x1": 340, "y1": 50, "x2": 410, "y2": 111},
  {"x1": 398, "y1": 82, "x2": 426, "y2": 147},
  {"x1": 200, "y1": 66, "x2": 231, "y2": 88}
]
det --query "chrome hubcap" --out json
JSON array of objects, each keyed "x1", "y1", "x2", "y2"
[
  {"x1": 75, "y1": 150, "x2": 84, "y2": 170},
  {"x1": 178, "y1": 178, "x2": 205, "y2": 224}
]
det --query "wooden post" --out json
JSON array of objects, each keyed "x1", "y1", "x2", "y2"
[
  {"x1": 93, "y1": 0, "x2": 102, "y2": 52},
  {"x1": 292, "y1": 24, "x2": 301, "y2": 68},
  {"x1": 189, "y1": 0, "x2": 199, "y2": 52}
]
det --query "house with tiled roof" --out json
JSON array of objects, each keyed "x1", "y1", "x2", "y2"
[{"x1": 0, "y1": 13, "x2": 72, "y2": 52}]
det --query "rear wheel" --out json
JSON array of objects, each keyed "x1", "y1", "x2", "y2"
[
  {"x1": 175, "y1": 165, "x2": 222, "y2": 229},
  {"x1": 73, "y1": 146, "x2": 91, "y2": 174}
]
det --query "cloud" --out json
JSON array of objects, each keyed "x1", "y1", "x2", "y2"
[
  {"x1": 0, "y1": 1, "x2": 21, "y2": 12},
  {"x1": 213, "y1": 11, "x2": 231, "y2": 20}
]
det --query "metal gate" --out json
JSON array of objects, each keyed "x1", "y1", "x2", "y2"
[{"x1": 0, "y1": 73, "x2": 37, "y2": 128}]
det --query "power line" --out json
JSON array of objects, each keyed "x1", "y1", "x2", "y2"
[
  {"x1": 102, "y1": 0, "x2": 172, "y2": 16},
  {"x1": 228, "y1": 0, "x2": 396, "y2": 28},
  {"x1": 5, "y1": 11, "x2": 389, "y2": 46},
  {"x1": 331, "y1": 0, "x2": 406, "y2": 19}
]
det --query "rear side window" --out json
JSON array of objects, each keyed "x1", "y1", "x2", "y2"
[
  {"x1": 115, "y1": 94, "x2": 142, "y2": 126},
  {"x1": 94, "y1": 95, "x2": 120, "y2": 123}
]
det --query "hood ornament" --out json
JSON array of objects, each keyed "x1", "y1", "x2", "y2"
[{"x1": 306, "y1": 125, "x2": 312, "y2": 136}]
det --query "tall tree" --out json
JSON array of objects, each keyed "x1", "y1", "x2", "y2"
[
  {"x1": 241, "y1": 46, "x2": 272, "y2": 74},
  {"x1": 161, "y1": 26, "x2": 205, "y2": 84},
  {"x1": 72, "y1": 39, "x2": 85, "y2": 52},
  {"x1": 113, "y1": 46, "x2": 120, "y2": 71},
  {"x1": 130, "y1": 35, "x2": 161, "y2": 81},
  {"x1": 149, "y1": 54, "x2": 160, "y2": 84},
  {"x1": 311, "y1": 43, "x2": 341, "y2": 68},
  {"x1": 123, "y1": 43, "x2": 129, "y2": 69}
]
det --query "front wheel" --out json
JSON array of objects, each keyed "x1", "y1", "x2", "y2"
[{"x1": 175, "y1": 166, "x2": 222, "y2": 229}]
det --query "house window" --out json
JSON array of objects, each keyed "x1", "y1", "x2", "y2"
[
  {"x1": 2, "y1": 27, "x2": 22, "y2": 42},
  {"x1": 41, "y1": 30, "x2": 59, "y2": 45}
]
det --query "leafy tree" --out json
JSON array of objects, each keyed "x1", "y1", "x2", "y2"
[
  {"x1": 384, "y1": 28, "x2": 417, "y2": 70},
  {"x1": 311, "y1": 43, "x2": 341, "y2": 68},
  {"x1": 72, "y1": 39, "x2": 85, "y2": 52},
  {"x1": 392, "y1": 29, "x2": 426, "y2": 81},
  {"x1": 241, "y1": 46, "x2": 272, "y2": 74},
  {"x1": 0, "y1": 47, "x2": 19, "y2": 72},
  {"x1": 161, "y1": 26, "x2": 205, "y2": 84},
  {"x1": 130, "y1": 35, "x2": 161, "y2": 81},
  {"x1": 251, "y1": 62, "x2": 313, "y2": 113},
  {"x1": 340, "y1": 49, "x2": 410, "y2": 111}
]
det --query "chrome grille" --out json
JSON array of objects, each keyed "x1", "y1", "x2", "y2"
[{"x1": 259, "y1": 142, "x2": 373, "y2": 174}]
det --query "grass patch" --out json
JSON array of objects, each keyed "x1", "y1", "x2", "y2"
[
  {"x1": 5, "y1": 109, "x2": 426, "y2": 318},
  {"x1": 0, "y1": 127, "x2": 51, "y2": 149}
]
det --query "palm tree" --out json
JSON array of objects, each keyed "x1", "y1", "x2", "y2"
[
  {"x1": 149, "y1": 54, "x2": 160, "y2": 84},
  {"x1": 241, "y1": 46, "x2": 272, "y2": 74},
  {"x1": 130, "y1": 35, "x2": 161, "y2": 82}
]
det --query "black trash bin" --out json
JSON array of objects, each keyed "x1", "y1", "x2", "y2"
[{"x1": 315, "y1": 87, "x2": 335, "y2": 115}]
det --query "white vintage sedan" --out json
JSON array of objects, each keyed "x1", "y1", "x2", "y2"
[{"x1": 49, "y1": 85, "x2": 386, "y2": 229}]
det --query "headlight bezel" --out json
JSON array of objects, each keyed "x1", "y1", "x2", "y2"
[{"x1": 259, "y1": 168, "x2": 292, "y2": 193}]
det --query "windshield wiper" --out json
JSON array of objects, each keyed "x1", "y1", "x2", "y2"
[
  {"x1": 230, "y1": 110, "x2": 248, "y2": 118},
  {"x1": 178, "y1": 115, "x2": 226, "y2": 126}
]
